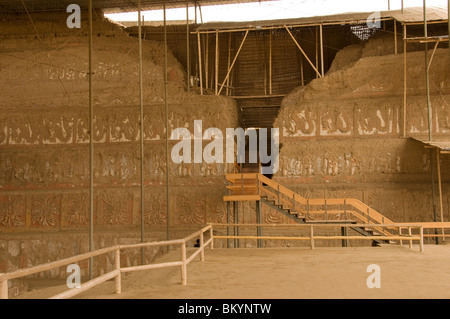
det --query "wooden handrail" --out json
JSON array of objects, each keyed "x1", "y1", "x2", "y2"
[
  {"x1": 227, "y1": 173, "x2": 396, "y2": 234},
  {"x1": 0, "y1": 225, "x2": 213, "y2": 299},
  {"x1": 209, "y1": 223, "x2": 426, "y2": 253}
]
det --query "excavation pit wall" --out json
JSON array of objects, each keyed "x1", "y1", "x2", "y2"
[
  {"x1": 1, "y1": 11, "x2": 450, "y2": 297},
  {"x1": 274, "y1": 38, "x2": 450, "y2": 225},
  {"x1": 0, "y1": 10, "x2": 239, "y2": 295}
]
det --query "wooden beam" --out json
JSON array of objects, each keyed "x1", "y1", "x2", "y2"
[
  {"x1": 320, "y1": 24, "x2": 324, "y2": 77},
  {"x1": 218, "y1": 30, "x2": 249, "y2": 96},
  {"x1": 269, "y1": 30, "x2": 273, "y2": 94},
  {"x1": 197, "y1": 33, "x2": 203, "y2": 95},
  {"x1": 394, "y1": 19, "x2": 398, "y2": 55},
  {"x1": 437, "y1": 149, "x2": 445, "y2": 234},
  {"x1": 215, "y1": 30, "x2": 219, "y2": 95},
  {"x1": 285, "y1": 26, "x2": 322, "y2": 78},
  {"x1": 223, "y1": 195, "x2": 261, "y2": 202},
  {"x1": 315, "y1": 25, "x2": 319, "y2": 79},
  {"x1": 403, "y1": 23, "x2": 407, "y2": 137},
  {"x1": 205, "y1": 33, "x2": 209, "y2": 90},
  {"x1": 428, "y1": 39, "x2": 440, "y2": 71},
  {"x1": 299, "y1": 30, "x2": 304, "y2": 87},
  {"x1": 226, "y1": 33, "x2": 231, "y2": 96}
]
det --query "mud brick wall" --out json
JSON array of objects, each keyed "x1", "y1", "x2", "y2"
[
  {"x1": 274, "y1": 43, "x2": 450, "y2": 224},
  {"x1": 0, "y1": 11, "x2": 238, "y2": 279}
]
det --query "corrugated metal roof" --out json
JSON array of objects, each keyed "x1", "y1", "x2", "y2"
[
  {"x1": 0, "y1": 0, "x2": 272, "y2": 13},
  {"x1": 195, "y1": 6, "x2": 448, "y2": 31}
]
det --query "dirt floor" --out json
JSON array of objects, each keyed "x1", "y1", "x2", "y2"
[{"x1": 13, "y1": 243, "x2": 450, "y2": 299}]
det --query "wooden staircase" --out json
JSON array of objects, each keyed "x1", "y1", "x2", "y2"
[{"x1": 224, "y1": 173, "x2": 396, "y2": 242}]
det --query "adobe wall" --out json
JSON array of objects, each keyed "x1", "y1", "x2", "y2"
[
  {"x1": 0, "y1": 10, "x2": 238, "y2": 285},
  {"x1": 274, "y1": 34, "x2": 450, "y2": 224}
]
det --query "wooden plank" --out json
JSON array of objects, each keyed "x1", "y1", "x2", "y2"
[
  {"x1": 218, "y1": 30, "x2": 249, "y2": 95},
  {"x1": 285, "y1": 26, "x2": 322, "y2": 78},
  {"x1": 4, "y1": 246, "x2": 119, "y2": 280},
  {"x1": 227, "y1": 185, "x2": 258, "y2": 190},
  {"x1": 197, "y1": 33, "x2": 203, "y2": 95},
  {"x1": 50, "y1": 270, "x2": 119, "y2": 299},
  {"x1": 223, "y1": 195, "x2": 261, "y2": 202},
  {"x1": 120, "y1": 261, "x2": 183, "y2": 273},
  {"x1": 215, "y1": 30, "x2": 219, "y2": 95},
  {"x1": 226, "y1": 173, "x2": 258, "y2": 180}
]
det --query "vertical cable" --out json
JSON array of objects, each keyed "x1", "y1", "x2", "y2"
[
  {"x1": 164, "y1": 0, "x2": 170, "y2": 241},
  {"x1": 88, "y1": 0, "x2": 94, "y2": 280}
]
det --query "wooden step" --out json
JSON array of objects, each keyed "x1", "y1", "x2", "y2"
[{"x1": 223, "y1": 195, "x2": 261, "y2": 202}]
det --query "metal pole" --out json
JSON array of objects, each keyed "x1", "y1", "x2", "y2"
[
  {"x1": 256, "y1": 200, "x2": 263, "y2": 248},
  {"x1": 227, "y1": 201, "x2": 231, "y2": 248},
  {"x1": 88, "y1": 0, "x2": 94, "y2": 281},
  {"x1": 138, "y1": 0, "x2": 145, "y2": 265},
  {"x1": 424, "y1": 0, "x2": 438, "y2": 244},
  {"x1": 233, "y1": 201, "x2": 237, "y2": 247},
  {"x1": 430, "y1": 148, "x2": 439, "y2": 244},
  {"x1": 197, "y1": 33, "x2": 203, "y2": 95},
  {"x1": 269, "y1": 30, "x2": 272, "y2": 94},
  {"x1": 320, "y1": 24, "x2": 324, "y2": 77},
  {"x1": 436, "y1": 149, "x2": 445, "y2": 240},
  {"x1": 215, "y1": 30, "x2": 219, "y2": 95},
  {"x1": 394, "y1": 19, "x2": 398, "y2": 55},
  {"x1": 403, "y1": 23, "x2": 407, "y2": 137},
  {"x1": 186, "y1": 1, "x2": 190, "y2": 92},
  {"x1": 164, "y1": 0, "x2": 170, "y2": 241},
  {"x1": 424, "y1": 0, "x2": 432, "y2": 142}
]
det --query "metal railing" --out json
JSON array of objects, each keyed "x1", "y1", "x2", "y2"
[{"x1": 0, "y1": 225, "x2": 213, "y2": 299}]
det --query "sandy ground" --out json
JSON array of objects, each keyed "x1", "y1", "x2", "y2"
[{"x1": 13, "y1": 243, "x2": 450, "y2": 299}]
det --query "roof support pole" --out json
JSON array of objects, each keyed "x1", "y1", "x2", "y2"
[
  {"x1": 300, "y1": 30, "x2": 304, "y2": 87},
  {"x1": 424, "y1": 0, "x2": 432, "y2": 142},
  {"x1": 424, "y1": 0, "x2": 439, "y2": 245},
  {"x1": 403, "y1": 23, "x2": 407, "y2": 137},
  {"x1": 319, "y1": 23, "x2": 324, "y2": 77},
  {"x1": 215, "y1": 30, "x2": 219, "y2": 95},
  {"x1": 218, "y1": 30, "x2": 249, "y2": 96},
  {"x1": 394, "y1": 19, "x2": 398, "y2": 55},
  {"x1": 226, "y1": 33, "x2": 231, "y2": 96},
  {"x1": 138, "y1": 0, "x2": 146, "y2": 265},
  {"x1": 197, "y1": 33, "x2": 203, "y2": 95},
  {"x1": 186, "y1": 0, "x2": 190, "y2": 92},
  {"x1": 205, "y1": 33, "x2": 209, "y2": 90},
  {"x1": 88, "y1": 0, "x2": 94, "y2": 281},
  {"x1": 269, "y1": 30, "x2": 273, "y2": 94},
  {"x1": 194, "y1": 1, "x2": 197, "y2": 24},
  {"x1": 164, "y1": 0, "x2": 170, "y2": 241},
  {"x1": 436, "y1": 149, "x2": 445, "y2": 240},
  {"x1": 285, "y1": 26, "x2": 322, "y2": 78},
  {"x1": 315, "y1": 25, "x2": 319, "y2": 79},
  {"x1": 429, "y1": 148, "x2": 439, "y2": 244}
]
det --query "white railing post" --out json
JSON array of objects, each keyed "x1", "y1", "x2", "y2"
[
  {"x1": 310, "y1": 225, "x2": 315, "y2": 249},
  {"x1": 200, "y1": 232, "x2": 205, "y2": 262},
  {"x1": 408, "y1": 227, "x2": 413, "y2": 249},
  {"x1": 419, "y1": 226, "x2": 424, "y2": 252},
  {"x1": 181, "y1": 241, "x2": 187, "y2": 285},
  {"x1": 399, "y1": 227, "x2": 403, "y2": 246},
  {"x1": 0, "y1": 277, "x2": 7, "y2": 299},
  {"x1": 209, "y1": 225, "x2": 214, "y2": 250},
  {"x1": 115, "y1": 248, "x2": 121, "y2": 294}
]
